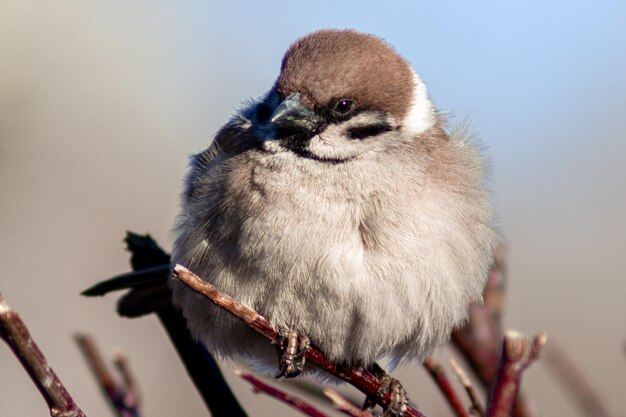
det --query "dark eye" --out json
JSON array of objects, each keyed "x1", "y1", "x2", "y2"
[{"x1": 333, "y1": 99, "x2": 355, "y2": 114}]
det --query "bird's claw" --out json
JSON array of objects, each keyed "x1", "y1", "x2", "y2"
[
  {"x1": 274, "y1": 328, "x2": 310, "y2": 378},
  {"x1": 378, "y1": 375, "x2": 408, "y2": 417},
  {"x1": 363, "y1": 365, "x2": 409, "y2": 417}
]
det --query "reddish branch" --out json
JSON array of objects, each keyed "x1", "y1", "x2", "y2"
[
  {"x1": 544, "y1": 342, "x2": 612, "y2": 417},
  {"x1": 324, "y1": 388, "x2": 375, "y2": 417},
  {"x1": 485, "y1": 331, "x2": 547, "y2": 417},
  {"x1": 74, "y1": 334, "x2": 141, "y2": 417},
  {"x1": 236, "y1": 370, "x2": 329, "y2": 417},
  {"x1": 451, "y1": 247, "x2": 536, "y2": 417},
  {"x1": 449, "y1": 359, "x2": 484, "y2": 417},
  {"x1": 0, "y1": 292, "x2": 87, "y2": 417},
  {"x1": 422, "y1": 357, "x2": 470, "y2": 417},
  {"x1": 113, "y1": 354, "x2": 141, "y2": 413},
  {"x1": 172, "y1": 264, "x2": 426, "y2": 417}
]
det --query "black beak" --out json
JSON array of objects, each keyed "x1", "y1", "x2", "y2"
[{"x1": 271, "y1": 93, "x2": 318, "y2": 134}]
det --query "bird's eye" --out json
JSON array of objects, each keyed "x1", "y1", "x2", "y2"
[{"x1": 333, "y1": 99, "x2": 355, "y2": 114}]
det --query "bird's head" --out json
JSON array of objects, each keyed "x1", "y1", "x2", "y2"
[{"x1": 251, "y1": 29, "x2": 437, "y2": 162}]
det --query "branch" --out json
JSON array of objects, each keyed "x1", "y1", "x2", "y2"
[
  {"x1": 84, "y1": 232, "x2": 247, "y2": 417},
  {"x1": 74, "y1": 334, "x2": 141, "y2": 417},
  {"x1": 172, "y1": 264, "x2": 426, "y2": 417},
  {"x1": 543, "y1": 341, "x2": 612, "y2": 417},
  {"x1": 422, "y1": 357, "x2": 470, "y2": 417},
  {"x1": 236, "y1": 370, "x2": 329, "y2": 417},
  {"x1": 485, "y1": 331, "x2": 547, "y2": 417},
  {"x1": 0, "y1": 292, "x2": 86, "y2": 417},
  {"x1": 449, "y1": 359, "x2": 484, "y2": 417},
  {"x1": 451, "y1": 246, "x2": 536, "y2": 417},
  {"x1": 113, "y1": 354, "x2": 141, "y2": 412},
  {"x1": 324, "y1": 388, "x2": 375, "y2": 417}
]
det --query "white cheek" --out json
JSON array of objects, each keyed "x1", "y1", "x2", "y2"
[
  {"x1": 402, "y1": 70, "x2": 436, "y2": 137},
  {"x1": 308, "y1": 124, "x2": 357, "y2": 160}
]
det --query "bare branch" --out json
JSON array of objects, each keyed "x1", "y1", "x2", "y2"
[
  {"x1": 113, "y1": 354, "x2": 142, "y2": 412},
  {"x1": 485, "y1": 331, "x2": 547, "y2": 417},
  {"x1": 235, "y1": 370, "x2": 329, "y2": 417},
  {"x1": 324, "y1": 388, "x2": 375, "y2": 417},
  {"x1": 74, "y1": 334, "x2": 140, "y2": 417},
  {"x1": 451, "y1": 246, "x2": 536, "y2": 417},
  {"x1": 84, "y1": 232, "x2": 247, "y2": 417},
  {"x1": 422, "y1": 357, "x2": 470, "y2": 417},
  {"x1": 544, "y1": 341, "x2": 612, "y2": 417},
  {"x1": 0, "y1": 292, "x2": 86, "y2": 417},
  {"x1": 173, "y1": 264, "x2": 426, "y2": 417},
  {"x1": 449, "y1": 358, "x2": 484, "y2": 417}
]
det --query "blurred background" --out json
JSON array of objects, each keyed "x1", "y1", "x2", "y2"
[{"x1": 1, "y1": 1, "x2": 625, "y2": 416}]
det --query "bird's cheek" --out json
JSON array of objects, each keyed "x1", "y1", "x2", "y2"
[{"x1": 307, "y1": 129, "x2": 363, "y2": 161}]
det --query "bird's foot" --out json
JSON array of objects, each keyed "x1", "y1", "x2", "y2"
[
  {"x1": 363, "y1": 364, "x2": 409, "y2": 417},
  {"x1": 273, "y1": 328, "x2": 311, "y2": 378}
]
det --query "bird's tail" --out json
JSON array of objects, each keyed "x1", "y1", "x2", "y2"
[
  {"x1": 82, "y1": 231, "x2": 248, "y2": 416},
  {"x1": 82, "y1": 232, "x2": 172, "y2": 317}
]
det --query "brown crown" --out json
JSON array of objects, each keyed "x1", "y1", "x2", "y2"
[{"x1": 278, "y1": 29, "x2": 414, "y2": 121}]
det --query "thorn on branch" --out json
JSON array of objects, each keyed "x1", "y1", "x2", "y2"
[{"x1": 0, "y1": 291, "x2": 86, "y2": 417}]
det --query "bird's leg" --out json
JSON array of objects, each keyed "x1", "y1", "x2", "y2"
[
  {"x1": 273, "y1": 328, "x2": 311, "y2": 378},
  {"x1": 362, "y1": 363, "x2": 408, "y2": 417}
]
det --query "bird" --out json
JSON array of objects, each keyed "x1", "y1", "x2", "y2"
[
  {"x1": 85, "y1": 29, "x2": 497, "y2": 417},
  {"x1": 168, "y1": 29, "x2": 497, "y2": 415}
]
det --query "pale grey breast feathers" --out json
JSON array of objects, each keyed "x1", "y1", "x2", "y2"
[{"x1": 169, "y1": 30, "x2": 498, "y2": 368}]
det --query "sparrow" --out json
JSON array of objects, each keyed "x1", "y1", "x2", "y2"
[{"x1": 166, "y1": 29, "x2": 497, "y2": 416}]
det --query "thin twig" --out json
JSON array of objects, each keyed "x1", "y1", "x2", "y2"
[
  {"x1": 113, "y1": 354, "x2": 142, "y2": 412},
  {"x1": 324, "y1": 388, "x2": 375, "y2": 417},
  {"x1": 451, "y1": 246, "x2": 536, "y2": 417},
  {"x1": 0, "y1": 292, "x2": 87, "y2": 417},
  {"x1": 172, "y1": 264, "x2": 426, "y2": 417},
  {"x1": 235, "y1": 370, "x2": 329, "y2": 417},
  {"x1": 485, "y1": 331, "x2": 547, "y2": 417},
  {"x1": 543, "y1": 341, "x2": 612, "y2": 417},
  {"x1": 450, "y1": 358, "x2": 484, "y2": 417},
  {"x1": 74, "y1": 334, "x2": 140, "y2": 417},
  {"x1": 422, "y1": 357, "x2": 470, "y2": 417}
]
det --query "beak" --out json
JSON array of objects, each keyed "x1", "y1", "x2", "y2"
[{"x1": 271, "y1": 93, "x2": 318, "y2": 134}]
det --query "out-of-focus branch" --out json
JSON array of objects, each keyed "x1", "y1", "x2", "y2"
[
  {"x1": 324, "y1": 388, "x2": 375, "y2": 417},
  {"x1": 485, "y1": 331, "x2": 547, "y2": 417},
  {"x1": 544, "y1": 341, "x2": 612, "y2": 417},
  {"x1": 449, "y1": 358, "x2": 484, "y2": 417},
  {"x1": 173, "y1": 264, "x2": 426, "y2": 417},
  {"x1": 236, "y1": 370, "x2": 329, "y2": 417},
  {"x1": 451, "y1": 246, "x2": 536, "y2": 417},
  {"x1": 74, "y1": 334, "x2": 140, "y2": 417},
  {"x1": 451, "y1": 248, "x2": 505, "y2": 385},
  {"x1": 0, "y1": 292, "x2": 86, "y2": 417},
  {"x1": 113, "y1": 354, "x2": 141, "y2": 413},
  {"x1": 422, "y1": 357, "x2": 470, "y2": 417}
]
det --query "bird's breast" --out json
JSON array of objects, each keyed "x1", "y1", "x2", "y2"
[{"x1": 232, "y1": 152, "x2": 368, "y2": 279}]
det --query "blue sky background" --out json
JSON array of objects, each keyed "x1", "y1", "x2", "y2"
[{"x1": 1, "y1": 2, "x2": 625, "y2": 416}]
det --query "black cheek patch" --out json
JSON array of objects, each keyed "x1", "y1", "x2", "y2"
[
  {"x1": 347, "y1": 123, "x2": 393, "y2": 140},
  {"x1": 255, "y1": 103, "x2": 272, "y2": 122}
]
